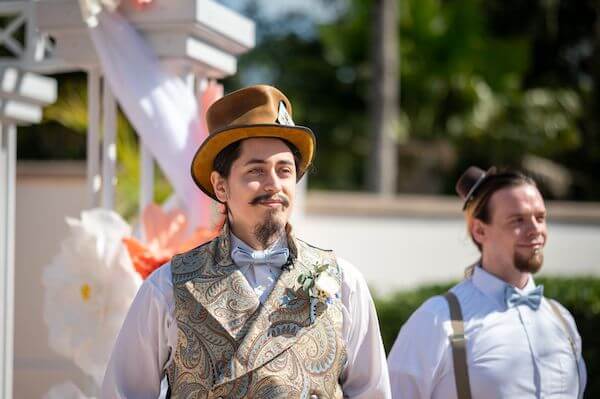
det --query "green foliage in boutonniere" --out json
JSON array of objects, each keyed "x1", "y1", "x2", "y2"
[{"x1": 297, "y1": 262, "x2": 340, "y2": 302}]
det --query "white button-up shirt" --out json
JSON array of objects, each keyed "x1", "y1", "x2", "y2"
[
  {"x1": 388, "y1": 266, "x2": 586, "y2": 399},
  {"x1": 102, "y1": 236, "x2": 391, "y2": 398}
]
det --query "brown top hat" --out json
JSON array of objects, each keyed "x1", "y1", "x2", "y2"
[
  {"x1": 455, "y1": 166, "x2": 497, "y2": 210},
  {"x1": 191, "y1": 85, "x2": 316, "y2": 200}
]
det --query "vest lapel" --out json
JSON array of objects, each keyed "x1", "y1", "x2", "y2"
[
  {"x1": 215, "y1": 236, "x2": 316, "y2": 387},
  {"x1": 182, "y1": 223, "x2": 261, "y2": 341}
]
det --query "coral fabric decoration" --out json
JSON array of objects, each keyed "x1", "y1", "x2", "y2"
[
  {"x1": 198, "y1": 80, "x2": 224, "y2": 142},
  {"x1": 123, "y1": 203, "x2": 221, "y2": 279},
  {"x1": 194, "y1": 80, "x2": 224, "y2": 226}
]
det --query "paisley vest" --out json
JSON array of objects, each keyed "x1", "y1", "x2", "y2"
[{"x1": 166, "y1": 225, "x2": 346, "y2": 399}]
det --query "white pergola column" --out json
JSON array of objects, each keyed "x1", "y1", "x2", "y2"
[
  {"x1": 139, "y1": 142, "x2": 154, "y2": 216},
  {"x1": 0, "y1": 69, "x2": 56, "y2": 399},
  {"x1": 87, "y1": 69, "x2": 101, "y2": 207},
  {"x1": 101, "y1": 78, "x2": 117, "y2": 210},
  {"x1": 0, "y1": 124, "x2": 16, "y2": 399}
]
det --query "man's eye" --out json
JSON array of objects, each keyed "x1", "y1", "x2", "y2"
[{"x1": 249, "y1": 168, "x2": 263, "y2": 175}]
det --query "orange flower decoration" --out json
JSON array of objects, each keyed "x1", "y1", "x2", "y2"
[{"x1": 123, "y1": 204, "x2": 221, "y2": 279}]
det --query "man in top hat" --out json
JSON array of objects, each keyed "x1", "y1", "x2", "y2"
[
  {"x1": 387, "y1": 166, "x2": 586, "y2": 398},
  {"x1": 102, "y1": 85, "x2": 391, "y2": 398}
]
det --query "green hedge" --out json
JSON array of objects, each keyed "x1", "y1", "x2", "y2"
[{"x1": 374, "y1": 277, "x2": 600, "y2": 398}]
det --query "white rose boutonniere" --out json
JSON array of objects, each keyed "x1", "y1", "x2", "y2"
[
  {"x1": 296, "y1": 262, "x2": 340, "y2": 322},
  {"x1": 314, "y1": 272, "x2": 339, "y2": 301}
]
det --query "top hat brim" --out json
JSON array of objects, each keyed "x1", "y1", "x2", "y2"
[{"x1": 191, "y1": 124, "x2": 316, "y2": 201}]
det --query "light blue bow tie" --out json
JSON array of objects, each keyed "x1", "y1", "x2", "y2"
[
  {"x1": 505, "y1": 285, "x2": 544, "y2": 310},
  {"x1": 231, "y1": 246, "x2": 290, "y2": 269}
]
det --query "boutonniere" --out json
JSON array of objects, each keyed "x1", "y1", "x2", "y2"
[{"x1": 296, "y1": 262, "x2": 340, "y2": 323}]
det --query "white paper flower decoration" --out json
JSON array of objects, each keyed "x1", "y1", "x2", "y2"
[{"x1": 42, "y1": 209, "x2": 142, "y2": 385}]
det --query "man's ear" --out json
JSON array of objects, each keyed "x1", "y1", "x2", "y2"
[
  {"x1": 471, "y1": 218, "x2": 487, "y2": 247},
  {"x1": 210, "y1": 171, "x2": 228, "y2": 203}
]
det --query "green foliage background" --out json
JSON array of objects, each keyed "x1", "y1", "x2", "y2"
[
  {"x1": 16, "y1": 0, "x2": 600, "y2": 207},
  {"x1": 224, "y1": 0, "x2": 600, "y2": 199},
  {"x1": 375, "y1": 277, "x2": 600, "y2": 398}
]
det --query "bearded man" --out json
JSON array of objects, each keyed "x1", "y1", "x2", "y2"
[
  {"x1": 102, "y1": 85, "x2": 391, "y2": 398},
  {"x1": 387, "y1": 166, "x2": 586, "y2": 398}
]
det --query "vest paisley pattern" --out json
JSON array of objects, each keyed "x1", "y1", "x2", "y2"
[{"x1": 167, "y1": 224, "x2": 347, "y2": 399}]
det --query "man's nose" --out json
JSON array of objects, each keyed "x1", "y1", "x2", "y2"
[
  {"x1": 527, "y1": 216, "x2": 545, "y2": 236},
  {"x1": 263, "y1": 169, "x2": 282, "y2": 192}
]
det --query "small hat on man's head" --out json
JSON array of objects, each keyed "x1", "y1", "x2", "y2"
[
  {"x1": 455, "y1": 166, "x2": 497, "y2": 210},
  {"x1": 190, "y1": 85, "x2": 316, "y2": 201}
]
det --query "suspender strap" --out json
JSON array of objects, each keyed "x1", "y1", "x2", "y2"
[
  {"x1": 548, "y1": 299, "x2": 582, "y2": 398},
  {"x1": 443, "y1": 292, "x2": 473, "y2": 399}
]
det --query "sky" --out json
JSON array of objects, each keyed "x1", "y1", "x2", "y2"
[{"x1": 220, "y1": 0, "x2": 348, "y2": 37}]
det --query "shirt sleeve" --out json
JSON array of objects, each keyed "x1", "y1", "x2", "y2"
[
  {"x1": 101, "y1": 266, "x2": 173, "y2": 399},
  {"x1": 337, "y1": 258, "x2": 392, "y2": 399},
  {"x1": 387, "y1": 297, "x2": 449, "y2": 399}
]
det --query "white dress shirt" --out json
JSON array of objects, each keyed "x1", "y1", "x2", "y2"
[
  {"x1": 388, "y1": 266, "x2": 586, "y2": 399},
  {"x1": 102, "y1": 235, "x2": 391, "y2": 398}
]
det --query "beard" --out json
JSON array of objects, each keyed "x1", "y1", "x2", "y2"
[
  {"x1": 513, "y1": 248, "x2": 544, "y2": 274},
  {"x1": 253, "y1": 208, "x2": 286, "y2": 248}
]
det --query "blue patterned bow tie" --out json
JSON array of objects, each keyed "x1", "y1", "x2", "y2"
[
  {"x1": 505, "y1": 285, "x2": 544, "y2": 310},
  {"x1": 231, "y1": 246, "x2": 290, "y2": 269}
]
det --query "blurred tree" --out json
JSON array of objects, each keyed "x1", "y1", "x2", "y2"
[
  {"x1": 368, "y1": 0, "x2": 400, "y2": 194},
  {"x1": 520, "y1": 0, "x2": 600, "y2": 199},
  {"x1": 16, "y1": 0, "x2": 600, "y2": 200},
  {"x1": 226, "y1": 0, "x2": 598, "y2": 199}
]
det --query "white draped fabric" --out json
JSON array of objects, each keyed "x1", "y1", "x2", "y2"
[{"x1": 87, "y1": 10, "x2": 213, "y2": 227}]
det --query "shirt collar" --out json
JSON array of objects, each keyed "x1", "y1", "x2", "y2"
[
  {"x1": 230, "y1": 232, "x2": 288, "y2": 258},
  {"x1": 471, "y1": 265, "x2": 537, "y2": 308}
]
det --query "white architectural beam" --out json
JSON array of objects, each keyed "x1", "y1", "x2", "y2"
[
  {"x1": 151, "y1": 34, "x2": 237, "y2": 77},
  {"x1": 0, "y1": 68, "x2": 57, "y2": 105},
  {"x1": 122, "y1": 0, "x2": 255, "y2": 53},
  {"x1": 35, "y1": 0, "x2": 255, "y2": 55},
  {"x1": 0, "y1": 99, "x2": 42, "y2": 125},
  {"x1": 0, "y1": 1, "x2": 47, "y2": 68},
  {"x1": 44, "y1": 32, "x2": 238, "y2": 78}
]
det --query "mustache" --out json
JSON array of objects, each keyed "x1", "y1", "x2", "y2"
[{"x1": 249, "y1": 193, "x2": 290, "y2": 207}]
